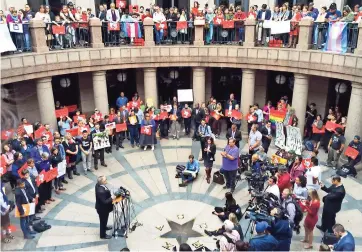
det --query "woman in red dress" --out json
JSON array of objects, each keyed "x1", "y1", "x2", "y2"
[{"x1": 301, "y1": 189, "x2": 320, "y2": 249}]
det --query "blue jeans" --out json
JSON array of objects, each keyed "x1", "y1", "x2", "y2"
[
  {"x1": 238, "y1": 27, "x2": 245, "y2": 41},
  {"x1": 20, "y1": 216, "x2": 31, "y2": 237},
  {"x1": 206, "y1": 23, "x2": 214, "y2": 44},
  {"x1": 181, "y1": 171, "x2": 197, "y2": 183},
  {"x1": 129, "y1": 126, "x2": 139, "y2": 145},
  {"x1": 155, "y1": 29, "x2": 163, "y2": 44},
  {"x1": 24, "y1": 32, "x2": 31, "y2": 50},
  {"x1": 223, "y1": 169, "x2": 237, "y2": 190}
]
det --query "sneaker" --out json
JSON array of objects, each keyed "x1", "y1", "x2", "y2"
[
  {"x1": 204, "y1": 230, "x2": 214, "y2": 236},
  {"x1": 151, "y1": 145, "x2": 155, "y2": 151},
  {"x1": 144, "y1": 146, "x2": 147, "y2": 151}
]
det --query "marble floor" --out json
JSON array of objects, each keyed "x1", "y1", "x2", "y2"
[{"x1": 2, "y1": 137, "x2": 362, "y2": 251}]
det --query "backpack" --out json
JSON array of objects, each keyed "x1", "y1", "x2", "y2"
[
  {"x1": 336, "y1": 164, "x2": 353, "y2": 178},
  {"x1": 33, "y1": 220, "x2": 51, "y2": 233},
  {"x1": 176, "y1": 165, "x2": 186, "y2": 174},
  {"x1": 285, "y1": 199, "x2": 303, "y2": 225}
]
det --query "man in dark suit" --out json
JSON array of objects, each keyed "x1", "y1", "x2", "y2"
[
  {"x1": 15, "y1": 179, "x2": 37, "y2": 239},
  {"x1": 21, "y1": 169, "x2": 41, "y2": 225},
  {"x1": 91, "y1": 122, "x2": 107, "y2": 170},
  {"x1": 226, "y1": 124, "x2": 242, "y2": 148},
  {"x1": 95, "y1": 175, "x2": 115, "y2": 239},
  {"x1": 113, "y1": 111, "x2": 125, "y2": 150},
  {"x1": 260, "y1": 120, "x2": 272, "y2": 153},
  {"x1": 317, "y1": 176, "x2": 346, "y2": 233},
  {"x1": 192, "y1": 103, "x2": 205, "y2": 141}
]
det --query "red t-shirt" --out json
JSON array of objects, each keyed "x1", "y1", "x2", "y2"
[
  {"x1": 277, "y1": 173, "x2": 291, "y2": 192},
  {"x1": 234, "y1": 12, "x2": 246, "y2": 20}
]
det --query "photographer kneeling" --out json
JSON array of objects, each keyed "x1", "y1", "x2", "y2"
[{"x1": 270, "y1": 208, "x2": 293, "y2": 251}]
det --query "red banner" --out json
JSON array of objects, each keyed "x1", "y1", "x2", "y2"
[
  {"x1": 312, "y1": 125, "x2": 325, "y2": 134},
  {"x1": 232, "y1": 110, "x2": 242, "y2": 120},
  {"x1": 345, "y1": 146, "x2": 359, "y2": 160},
  {"x1": 66, "y1": 128, "x2": 79, "y2": 137},
  {"x1": 176, "y1": 21, "x2": 187, "y2": 30},
  {"x1": 1, "y1": 129, "x2": 15, "y2": 140},
  {"x1": 210, "y1": 111, "x2": 221, "y2": 121},
  {"x1": 325, "y1": 121, "x2": 343, "y2": 132},
  {"x1": 116, "y1": 0, "x2": 126, "y2": 8},
  {"x1": 141, "y1": 126, "x2": 152, "y2": 135},
  {"x1": 65, "y1": 104, "x2": 77, "y2": 113},
  {"x1": 36, "y1": 170, "x2": 47, "y2": 187},
  {"x1": 222, "y1": 20, "x2": 234, "y2": 28},
  {"x1": 116, "y1": 123, "x2": 127, "y2": 132},
  {"x1": 55, "y1": 108, "x2": 69, "y2": 118},
  {"x1": 45, "y1": 168, "x2": 58, "y2": 182},
  {"x1": 17, "y1": 163, "x2": 28, "y2": 178},
  {"x1": 181, "y1": 109, "x2": 191, "y2": 118},
  {"x1": 108, "y1": 22, "x2": 120, "y2": 31},
  {"x1": 155, "y1": 22, "x2": 167, "y2": 30},
  {"x1": 0, "y1": 155, "x2": 6, "y2": 176},
  {"x1": 73, "y1": 115, "x2": 86, "y2": 124},
  {"x1": 52, "y1": 25, "x2": 66, "y2": 34}
]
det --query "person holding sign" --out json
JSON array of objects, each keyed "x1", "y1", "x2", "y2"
[
  {"x1": 140, "y1": 113, "x2": 156, "y2": 151},
  {"x1": 57, "y1": 116, "x2": 72, "y2": 136},
  {"x1": 182, "y1": 104, "x2": 192, "y2": 136},
  {"x1": 326, "y1": 128, "x2": 345, "y2": 168},
  {"x1": 21, "y1": 169, "x2": 41, "y2": 225},
  {"x1": 170, "y1": 104, "x2": 182, "y2": 140},
  {"x1": 230, "y1": 104, "x2": 242, "y2": 130},
  {"x1": 15, "y1": 179, "x2": 36, "y2": 239},
  {"x1": 113, "y1": 111, "x2": 126, "y2": 150},
  {"x1": 127, "y1": 110, "x2": 140, "y2": 148},
  {"x1": 198, "y1": 119, "x2": 212, "y2": 161},
  {"x1": 344, "y1": 136, "x2": 362, "y2": 177},
  {"x1": 91, "y1": 123, "x2": 108, "y2": 169},
  {"x1": 62, "y1": 133, "x2": 80, "y2": 178},
  {"x1": 79, "y1": 130, "x2": 93, "y2": 175}
]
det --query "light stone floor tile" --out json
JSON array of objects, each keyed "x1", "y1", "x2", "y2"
[
  {"x1": 137, "y1": 168, "x2": 168, "y2": 196},
  {"x1": 191, "y1": 167, "x2": 211, "y2": 194},
  {"x1": 1, "y1": 226, "x2": 27, "y2": 250},
  {"x1": 124, "y1": 151, "x2": 157, "y2": 168},
  {"x1": 79, "y1": 187, "x2": 95, "y2": 203},
  {"x1": 160, "y1": 138, "x2": 192, "y2": 147},
  {"x1": 339, "y1": 177, "x2": 362, "y2": 200},
  {"x1": 336, "y1": 209, "x2": 362, "y2": 237},
  {"x1": 166, "y1": 166, "x2": 186, "y2": 193},
  {"x1": 177, "y1": 148, "x2": 194, "y2": 162},
  {"x1": 36, "y1": 226, "x2": 101, "y2": 248},
  {"x1": 214, "y1": 138, "x2": 227, "y2": 149},
  {"x1": 71, "y1": 244, "x2": 109, "y2": 251},
  {"x1": 62, "y1": 175, "x2": 93, "y2": 195},
  {"x1": 163, "y1": 149, "x2": 178, "y2": 163},
  {"x1": 54, "y1": 202, "x2": 99, "y2": 224},
  {"x1": 209, "y1": 183, "x2": 227, "y2": 200},
  {"x1": 37, "y1": 197, "x2": 63, "y2": 219},
  {"x1": 92, "y1": 156, "x2": 125, "y2": 177},
  {"x1": 232, "y1": 187, "x2": 250, "y2": 207},
  {"x1": 198, "y1": 150, "x2": 222, "y2": 167},
  {"x1": 108, "y1": 174, "x2": 149, "y2": 202}
]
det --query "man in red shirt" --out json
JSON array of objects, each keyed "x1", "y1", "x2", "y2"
[
  {"x1": 276, "y1": 166, "x2": 291, "y2": 192},
  {"x1": 234, "y1": 7, "x2": 246, "y2": 43}
]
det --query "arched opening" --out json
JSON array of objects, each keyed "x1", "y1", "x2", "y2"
[
  {"x1": 266, "y1": 71, "x2": 294, "y2": 105},
  {"x1": 212, "y1": 68, "x2": 242, "y2": 105},
  {"x1": 52, "y1": 74, "x2": 80, "y2": 107}
]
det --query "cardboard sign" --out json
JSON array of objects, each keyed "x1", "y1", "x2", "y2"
[
  {"x1": 141, "y1": 126, "x2": 152, "y2": 136},
  {"x1": 108, "y1": 22, "x2": 120, "y2": 31},
  {"x1": 116, "y1": 123, "x2": 127, "y2": 132},
  {"x1": 73, "y1": 115, "x2": 86, "y2": 124},
  {"x1": 36, "y1": 170, "x2": 46, "y2": 187},
  {"x1": 65, "y1": 104, "x2": 77, "y2": 113},
  {"x1": 325, "y1": 121, "x2": 343, "y2": 132},
  {"x1": 24, "y1": 125, "x2": 34, "y2": 134},
  {"x1": 222, "y1": 20, "x2": 234, "y2": 28},
  {"x1": 210, "y1": 111, "x2": 221, "y2": 120},
  {"x1": 52, "y1": 25, "x2": 66, "y2": 34},
  {"x1": 55, "y1": 108, "x2": 69, "y2": 118},
  {"x1": 232, "y1": 110, "x2": 242, "y2": 120},
  {"x1": 271, "y1": 154, "x2": 287, "y2": 165},
  {"x1": 1, "y1": 129, "x2": 15, "y2": 140},
  {"x1": 302, "y1": 158, "x2": 312, "y2": 168},
  {"x1": 17, "y1": 163, "x2": 28, "y2": 178},
  {"x1": 345, "y1": 146, "x2": 359, "y2": 160},
  {"x1": 275, "y1": 122, "x2": 286, "y2": 149},
  {"x1": 176, "y1": 21, "x2": 187, "y2": 30},
  {"x1": 154, "y1": 111, "x2": 168, "y2": 121},
  {"x1": 15, "y1": 203, "x2": 35, "y2": 218},
  {"x1": 45, "y1": 168, "x2": 58, "y2": 182},
  {"x1": 312, "y1": 125, "x2": 325, "y2": 134},
  {"x1": 155, "y1": 22, "x2": 167, "y2": 30},
  {"x1": 182, "y1": 109, "x2": 191, "y2": 118},
  {"x1": 66, "y1": 128, "x2": 79, "y2": 137},
  {"x1": 92, "y1": 131, "x2": 111, "y2": 150}
]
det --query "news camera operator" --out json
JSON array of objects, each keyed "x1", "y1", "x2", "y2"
[
  {"x1": 248, "y1": 221, "x2": 278, "y2": 251},
  {"x1": 95, "y1": 175, "x2": 115, "y2": 239},
  {"x1": 269, "y1": 207, "x2": 293, "y2": 251}
]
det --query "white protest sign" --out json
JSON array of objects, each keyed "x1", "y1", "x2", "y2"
[
  {"x1": 275, "y1": 122, "x2": 285, "y2": 149},
  {"x1": 285, "y1": 126, "x2": 303, "y2": 155},
  {"x1": 177, "y1": 89, "x2": 194, "y2": 102},
  {"x1": 57, "y1": 160, "x2": 66, "y2": 178},
  {"x1": 269, "y1": 21, "x2": 291, "y2": 34},
  {"x1": 0, "y1": 23, "x2": 16, "y2": 53}
]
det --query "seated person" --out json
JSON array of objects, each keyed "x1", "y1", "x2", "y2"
[
  {"x1": 249, "y1": 221, "x2": 278, "y2": 251},
  {"x1": 212, "y1": 192, "x2": 239, "y2": 221},
  {"x1": 218, "y1": 220, "x2": 241, "y2": 252},
  {"x1": 204, "y1": 213, "x2": 243, "y2": 241},
  {"x1": 269, "y1": 208, "x2": 293, "y2": 252},
  {"x1": 178, "y1": 154, "x2": 200, "y2": 187}
]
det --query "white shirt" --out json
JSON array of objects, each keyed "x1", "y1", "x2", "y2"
[
  {"x1": 26, "y1": 177, "x2": 36, "y2": 194},
  {"x1": 266, "y1": 184, "x2": 280, "y2": 200},
  {"x1": 153, "y1": 12, "x2": 166, "y2": 23},
  {"x1": 305, "y1": 166, "x2": 321, "y2": 190},
  {"x1": 249, "y1": 130, "x2": 262, "y2": 150}
]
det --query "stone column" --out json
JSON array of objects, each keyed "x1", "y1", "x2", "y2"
[
  {"x1": 193, "y1": 19, "x2": 205, "y2": 46},
  {"x1": 78, "y1": 72, "x2": 95, "y2": 114},
  {"x1": 29, "y1": 20, "x2": 48, "y2": 53},
  {"x1": 344, "y1": 82, "x2": 362, "y2": 143},
  {"x1": 89, "y1": 18, "x2": 104, "y2": 48},
  {"x1": 356, "y1": 22, "x2": 362, "y2": 55},
  {"x1": 205, "y1": 68, "x2": 212, "y2": 101},
  {"x1": 291, "y1": 73, "x2": 309, "y2": 135},
  {"x1": 254, "y1": 70, "x2": 267, "y2": 107},
  {"x1": 36, "y1": 77, "x2": 57, "y2": 130},
  {"x1": 244, "y1": 19, "x2": 256, "y2": 47},
  {"x1": 143, "y1": 17, "x2": 155, "y2": 46},
  {"x1": 296, "y1": 19, "x2": 314, "y2": 50},
  {"x1": 144, "y1": 68, "x2": 158, "y2": 108},
  {"x1": 136, "y1": 69, "x2": 145, "y2": 100},
  {"x1": 92, "y1": 71, "x2": 109, "y2": 114},
  {"x1": 193, "y1": 67, "x2": 206, "y2": 105},
  {"x1": 241, "y1": 69, "x2": 256, "y2": 134}
]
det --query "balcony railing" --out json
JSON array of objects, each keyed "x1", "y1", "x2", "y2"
[
  {"x1": 1, "y1": 18, "x2": 361, "y2": 55},
  {"x1": 3, "y1": 22, "x2": 32, "y2": 54}
]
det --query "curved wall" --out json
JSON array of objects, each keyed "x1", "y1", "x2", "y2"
[{"x1": 1, "y1": 46, "x2": 362, "y2": 84}]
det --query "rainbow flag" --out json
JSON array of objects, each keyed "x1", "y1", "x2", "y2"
[{"x1": 269, "y1": 109, "x2": 286, "y2": 123}]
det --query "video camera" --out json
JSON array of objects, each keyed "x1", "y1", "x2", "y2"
[
  {"x1": 114, "y1": 186, "x2": 131, "y2": 199},
  {"x1": 244, "y1": 170, "x2": 268, "y2": 193}
]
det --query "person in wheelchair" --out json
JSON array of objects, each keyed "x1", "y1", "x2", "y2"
[{"x1": 178, "y1": 154, "x2": 200, "y2": 187}]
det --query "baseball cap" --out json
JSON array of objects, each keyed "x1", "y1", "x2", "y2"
[
  {"x1": 256, "y1": 221, "x2": 269, "y2": 233},
  {"x1": 354, "y1": 135, "x2": 361, "y2": 140},
  {"x1": 224, "y1": 220, "x2": 234, "y2": 231}
]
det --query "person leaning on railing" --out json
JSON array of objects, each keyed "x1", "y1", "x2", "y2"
[
  {"x1": 51, "y1": 16, "x2": 65, "y2": 50},
  {"x1": 313, "y1": 6, "x2": 327, "y2": 48},
  {"x1": 60, "y1": 5, "x2": 76, "y2": 48},
  {"x1": 6, "y1": 9, "x2": 24, "y2": 52},
  {"x1": 288, "y1": 6, "x2": 301, "y2": 48},
  {"x1": 256, "y1": 4, "x2": 271, "y2": 46},
  {"x1": 340, "y1": 5, "x2": 355, "y2": 22}
]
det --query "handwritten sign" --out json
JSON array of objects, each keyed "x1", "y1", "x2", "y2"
[
  {"x1": 275, "y1": 122, "x2": 285, "y2": 149},
  {"x1": 285, "y1": 126, "x2": 303, "y2": 155}
]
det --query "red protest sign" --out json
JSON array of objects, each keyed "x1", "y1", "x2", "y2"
[
  {"x1": 36, "y1": 170, "x2": 46, "y2": 187},
  {"x1": 312, "y1": 125, "x2": 325, "y2": 134},
  {"x1": 213, "y1": 17, "x2": 223, "y2": 25},
  {"x1": 154, "y1": 111, "x2": 168, "y2": 121},
  {"x1": 65, "y1": 105, "x2": 77, "y2": 113},
  {"x1": 127, "y1": 101, "x2": 140, "y2": 110},
  {"x1": 222, "y1": 20, "x2": 234, "y2": 28},
  {"x1": 141, "y1": 126, "x2": 152, "y2": 135},
  {"x1": 44, "y1": 140, "x2": 53, "y2": 150},
  {"x1": 345, "y1": 146, "x2": 359, "y2": 160},
  {"x1": 66, "y1": 128, "x2": 79, "y2": 137},
  {"x1": 205, "y1": 115, "x2": 210, "y2": 124},
  {"x1": 210, "y1": 111, "x2": 221, "y2": 121},
  {"x1": 34, "y1": 126, "x2": 46, "y2": 139},
  {"x1": 45, "y1": 168, "x2": 58, "y2": 182},
  {"x1": 17, "y1": 163, "x2": 28, "y2": 178},
  {"x1": 1, "y1": 129, "x2": 15, "y2": 140},
  {"x1": 225, "y1": 110, "x2": 232, "y2": 117},
  {"x1": 116, "y1": 123, "x2": 127, "y2": 132},
  {"x1": 55, "y1": 108, "x2": 69, "y2": 118},
  {"x1": 17, "y1": 125, "x2": 25, "y2": 137},
  {"x1": 325, "y1": 121, "x2": 343, "y2": 132},
  {"x1": 181, "y1": 109, "x2": 191, "y2": 118},
  {"x1": 0, "y1": 155, "x2": 6, "y2": 176},
  {"x1": 232, "y1": 110, "x2": 242, "y2": 120},
  {"x1": 73, "y1": 114, "x2": 86, "y2": 124},
  {"x1": 116, "y1": 0, "x2": 126, "y2": 8},
  {"x1": 52, "y1": 25, "x2": 66, "y2": 34},
  {"x1": 302, "y1": 158, "x2": 312, "y2": 168},
  {"x1": 246, "y1": 113, "x2": 257, "y2": 123},
  {"x1": 108, "y1": 22, "x2": 120, "y2": 31},
  {"x1": 176, "y1": 21, "x2": 187, "y2": 30},
  {"x1": 155, "y1": 22, "x2": 167, "y2": 30},
  {"x1": 109, "y1": 114, "x2": 115, "y2": 122}
]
